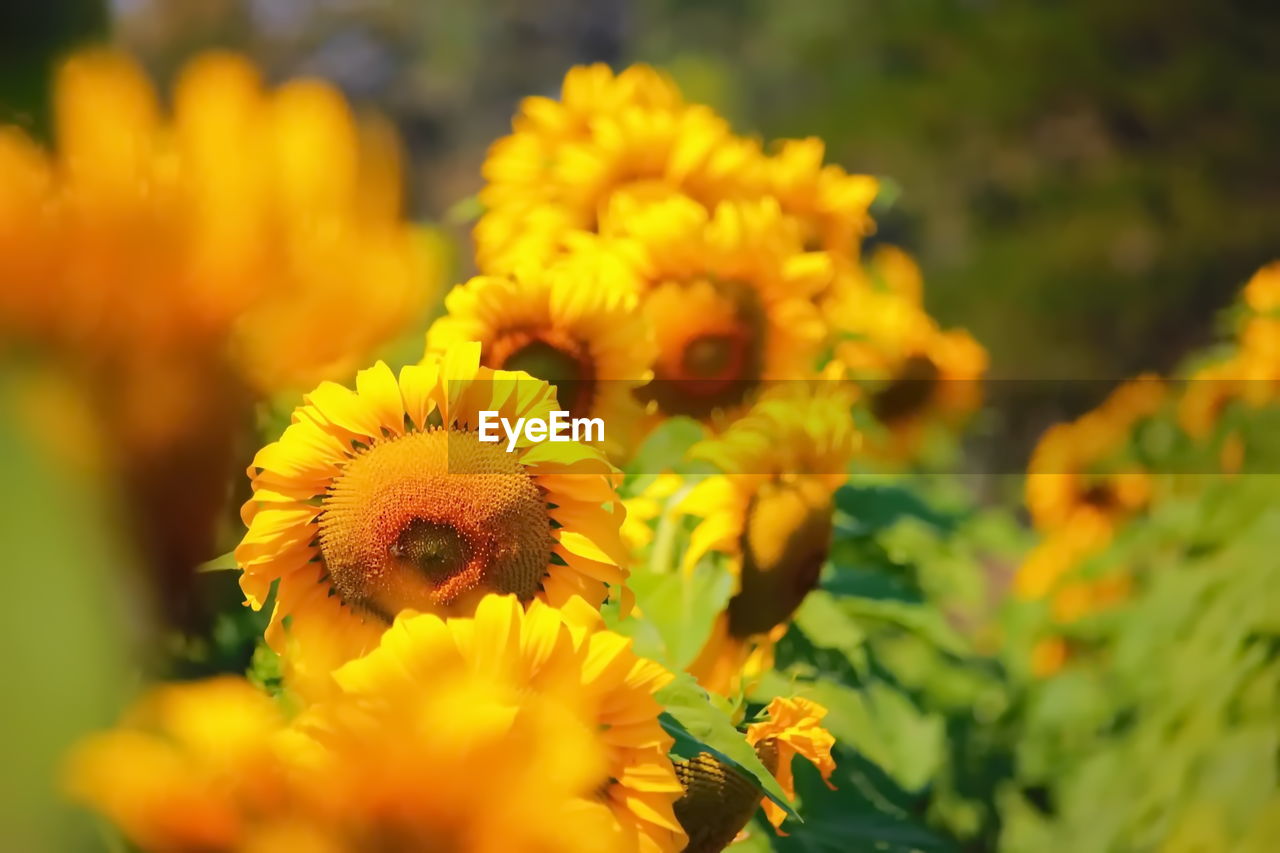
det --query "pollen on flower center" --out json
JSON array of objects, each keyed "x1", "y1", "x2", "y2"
[
  {"x1": 318, "y1": 429, "x2": 552, "y2": 621},
  {"x1": 390, "y1": 519, "x2": 470, "y2": 584}
]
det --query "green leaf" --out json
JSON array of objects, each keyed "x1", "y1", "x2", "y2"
[
  {"x1": 834, "y1": 484, "x2": 954, "y2": 536},
  {"x1": 443, "y1": 193, "x2": 484, "y2": 225},
  {"x1": 837, "y1": 597, "x2": 968, "y2": 656},
  {"x1": 616, "y1": 559, "x2": 734, "y2": 670},
  {"x1": 773, "y1": 769, "x2": 956, "y2": 853},
  {"x1": 793, "y1": 589, "x2": 868, "y2": 672},
  {"x1": 625, "y1": 416, "x2": 707, "y2": 475},
  {"x1": 657, "y1": 673, "x2": 801, "y2": 822},
  {"x1": 196, "y1": 548, "x2": 238, "y2": 573},
  {"x1": 822, "y1": 562, "x2": 922, "y2": 604}
]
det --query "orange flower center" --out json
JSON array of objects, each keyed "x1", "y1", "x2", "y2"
[
  {"x1": 487, "y1": 328, "x2": 597, "y2": 419},
  {"x1": 645, "y1": 279, "x2": 765, "y2": 418},
  {"x1": 318, "y1": 429, "x2": 552, "y2": 621},
  {"x1": 728, "y1": 476, "x2": 833, "y2": 638}
]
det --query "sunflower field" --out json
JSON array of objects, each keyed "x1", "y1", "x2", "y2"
[{"x1": 1, "y1": 7, "x2": 1278, "y2": 853}]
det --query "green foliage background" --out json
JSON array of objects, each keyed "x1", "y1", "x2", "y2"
[{"x1": 636, "y1": 0, "x2": 1280, "y2": 382}]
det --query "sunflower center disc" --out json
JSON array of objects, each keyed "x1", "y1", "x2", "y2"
[
  {"x1": 318, "y1": 429, "x2": 552, "y2": 621},
  {"x1": 645, "y1": 279, "x2": 765, "y2": 418},
  {"x1": 871, "y1": 354, "x2": 940, "y2": 424},
  {"x1": 682, "y1": 334, "x2": 742, "y2": 380},
  {"x1": 491, "y1": 332, "x2": 597, "y2": 419},
  {"x1": 1080, "y1": 482, "x2": 1120, "y2": 512}
]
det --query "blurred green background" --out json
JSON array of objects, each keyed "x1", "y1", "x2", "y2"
[{"x1": 6, "y1": 0, "x2": 1276, "y2": 382}]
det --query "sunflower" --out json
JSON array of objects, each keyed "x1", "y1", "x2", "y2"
[
  {"x1": 1179, "y1": 262, "x2": 1280, "y2": 442},
  {"x1": 0, "y1": 48, "x2": 431, "y2": 392},
  {"x1": 672, "y1": 697, "x2": 836, "y2": 850},
  {"x1": 679, "y1": 388, "x2": 860, "y2": 695},
  {"x1": 235, "y1": 343, "x2": 628, "y2": 699},
  {"x1": 1180, "y1": 313, "x2": 1280, "y2": 445},
  {"x1": 829, "y1": 274, "x2": 987, "y2": 460},
  {"x1": 1029, "y1": 637, "x2": 1070, "y2": 679},
  {"x1": 1015, "y1": 515, "x2": 1130, "y2": 679},
  {"x1": 1243, "y1": 260, "x2": 1280, "y2": 315},
  {"x1": 0, "y1": 49, "x2": 435, "y2": 617},
  {"x1": 65, "y1": 613, "x2": 636, "y2": 853},
  {"x1": 765, "y1": 137, "x2": 878, "y2": 259},
  {"x1": 1013, "y1": 510, "x2": 1115, "y2": 601},
  {"x1": 1018, "y1": 377, "x2": 1166, "y2": 675},
  {"x1": 1025, "y1": 375, "x2": 1165, "y2": 534},
  {"x1": 310, "y1": 595, "x2": 686, "y2": 853},
  {"x1": 64, "y1": 677, "x2": 291, "y2": 853},
  {"x1": 600, "y1": 195, "x2": 831, "y2": 421},
  {"x1": 1179, "y1": 359, "x2": 1249, "y2": 441},
  {"x1": 426, "y1": 258, "x2": 655, "y2": 457},
  {"x1": 476, "y1": 63, "x2": 764, "y2": 273}
]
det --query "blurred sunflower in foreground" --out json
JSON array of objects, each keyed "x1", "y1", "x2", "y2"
[
  {"x1": 237, "y1": 343, "x2": 628, "y2": 699},
  {"x1": 68, "y1": 596, "x2": 684, "y2": 853},
  {"x1": 0, "y1": 49, "x2": 438, "y2": 619}
]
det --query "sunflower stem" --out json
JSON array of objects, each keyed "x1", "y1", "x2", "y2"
[{"x1": 649, "y1": 482, "x2": 696, "y2": 576}]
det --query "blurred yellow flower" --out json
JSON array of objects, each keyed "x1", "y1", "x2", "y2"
[
  {"x1": 235, "y1": 343, "x2": 628, "y2": 698},
  {"x1": 1029, "y1": 636, "x2": 1070, "y2": 679},
  {"x1": 0, "y1": 48, "x2": 432, "y2": 392},
  {"x1": 1050, "y1": 572, "x2": 1132, "y2": 625},
  {"x1": 1179, "y1": 263, "x2": 1280, "y2": 445},
  {"x1": 0, "y1": 49, "x2": 437, "y2": 615},
  {"x1": 66, "y1": 601, "x2": 666, "y2": 853},
  {"x1": 829, "y1": 257, "x2": 988, "y2": 460},
  {"x1": 1179, "y1": 359, "x2": 1248, "y2": 441},
  {"x1": 476, "y1": 63, "x2": 764, "y2": 273},
  {"x1": 1025, "y1": 375, "x2": 1164, "y2": 534},
  {"x1": 680, "y1": 389, "x2": 859, "y2": 695},
  {"x1": 1013, "y1": 509, "x2": 1114, "y2": 601},
  {"x1": 64, "y1": 677, "x2": 289, "y2": 853},
  {"x1": 1243, "y1": 260, "x2": 1280, "y2": 315},
  {"x1": 765, "y1": 137, "x2": 878, "y2": 260},
  {"x1": 602, "y1": 196, "x2": 831, "y2": 421},
  {"x1": 426, "y1": 257, "x2": 655, "y2": 458},
  {"x1": 315, "y1": 595, "x2": 686, "y2": 853},
  {"x1": 1018, "y1": 375, "x2": 1165, "y2": 670}
]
